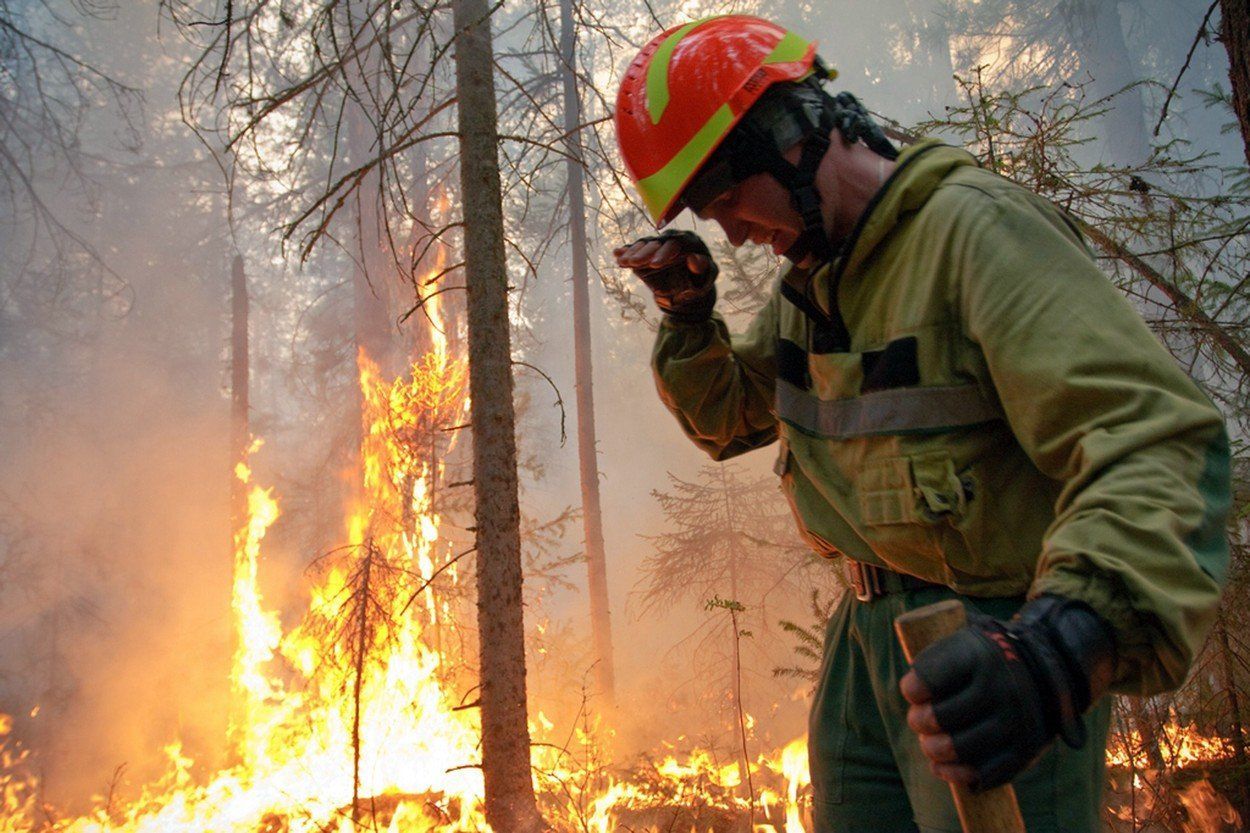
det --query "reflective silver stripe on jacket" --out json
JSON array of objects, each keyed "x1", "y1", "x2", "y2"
[{"x1": 776, "y1": 379, "x2": 1002, "y2": 438}]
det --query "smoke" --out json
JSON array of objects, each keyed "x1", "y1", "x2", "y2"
[
  {"x1": 0, "y1": 287, "x2": 239, "y2": 809},
  {"x1": 0, "y1": 0, "x2": 1243, "y2": 814}
]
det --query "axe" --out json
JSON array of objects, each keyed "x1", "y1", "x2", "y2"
[{"x1": 895, "y1": 600, "x2": 1028, "y2": 833}]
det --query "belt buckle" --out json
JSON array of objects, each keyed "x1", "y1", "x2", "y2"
[{"x1": 846, "y1": 559, "x2": 878, "y2": 602}]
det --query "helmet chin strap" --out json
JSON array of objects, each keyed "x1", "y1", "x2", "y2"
[
  {"x1": 745, "y1": 87, "x2": 897, "y2": 266},
  {"x1": 774, "y1": 128, "x2": 836, "y2": 266},
  {"x1": 742, "y1": 97, "x2": 836, "y2": 266},
  {"x1": 703, "y1": 81, "x2": 899, "y2": 267}
]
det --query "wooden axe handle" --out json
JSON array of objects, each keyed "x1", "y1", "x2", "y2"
[{"x1": 895, "y1": 599, "x2": 1028, "y2": 833}]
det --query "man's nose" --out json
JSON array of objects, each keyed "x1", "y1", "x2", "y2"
[{"x1": 722, "y1": 221, "x2": 748, "y2": 248}]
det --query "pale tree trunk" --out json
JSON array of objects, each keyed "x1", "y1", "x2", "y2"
[
  {"x1": 1222, "y1": 0, "x2": 1250, "y2": 166},
  {"x1": 403, "y1": 138, "x2": 438, "y2": 359},
  {"x1": 559, "y1": 0, "x2": 615, "y2": 707},
  {"x1": 920, "y1": 10, "x2": 955, "y2": 115},
  {"x1": 719, "y1": 466, "x2": 749, "y2": 793},
  {"x1": 230, "y1": 254, "x2": 249, "y2": 522},
  {"x1": 453, "y1": 0, "x2": 545, "y2": 829},
  {"x1": 399, "y1": 14, "x2": 454, "y2": 361},
  {"x1": 1074, "y1": 1, "x2": 1149, "y2": 164},
  {"x1": 346, "y1": 3, "x2": 400, "y2": 378}
]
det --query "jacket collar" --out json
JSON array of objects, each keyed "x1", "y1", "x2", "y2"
[{"x1": 780, "y1": 140, "x2": 979, "y2": 320}]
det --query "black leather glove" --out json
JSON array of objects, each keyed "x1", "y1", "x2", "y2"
[
  {"x1": 625, "y1": 230, "x2": 719, "y2": 323},
  {"x1": 911, "y1": 594, "x2": 1117, "y2": 791}
]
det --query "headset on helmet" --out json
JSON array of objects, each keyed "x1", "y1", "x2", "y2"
[{"x1": 615, "y1": 15, "x2": 897, "y2": 264}]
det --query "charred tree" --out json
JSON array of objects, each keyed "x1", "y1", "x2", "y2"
[
  {"x1": 350, "y1": 542, "x2": 376, "y2": 823},
  {"x1": 452, "y1": 0, "x2": 545, "y2": 829},
  {"x1": 559, "y1": 0, "x2": 615, "y2": 707},
  {"x1": 1222, "y1": 0, "x2": 1250, "y2": 166}
]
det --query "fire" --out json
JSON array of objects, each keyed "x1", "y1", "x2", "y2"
[
  {"x1": 1106, "y1": 715, "x2": 1238, "y2": 772},
  {"x1": 0, "y1": 338, "x2": 487, "y2": 831},
  {"x1": 1179, "y1": 779, "x2": 1243, "y2": 833},
  {"x1": 1105, "y1": 714, "x2": 1243, "y2": 832},
  {"x1": 0, "y1": 251, "x2": 814, "y2": 830},
  {"x1": 2, "y1": 713, "x2": 40, "y2": 832},
  {"x1": 231, "y1": 441, "x2": 283, "y2": 761},
  {"x1": 3, "y1": 330, "x2": 1240, "y2": 831}
]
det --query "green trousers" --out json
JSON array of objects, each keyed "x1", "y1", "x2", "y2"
[{"x1": 809, "y1": 586, "x2": 1111, "y2": 833}]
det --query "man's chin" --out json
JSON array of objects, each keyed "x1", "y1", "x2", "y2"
[{"x1": 775, "y1": 236, "x2": 814, "y2": 268}]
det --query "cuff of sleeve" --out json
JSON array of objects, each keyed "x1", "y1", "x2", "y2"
[
  {"x1": 1029, "y1": 568, "x2": 1152, "y2": 694},
  {"x1": 660, "y1": 312, "x2": 723, "y2": 330}
]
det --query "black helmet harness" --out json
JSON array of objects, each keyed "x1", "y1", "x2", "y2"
[{"x1": 681, "y1": 60, "x2": 899, "y2": 266}]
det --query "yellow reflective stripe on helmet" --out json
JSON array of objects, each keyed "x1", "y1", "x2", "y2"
[
  {"x1": 762, "y1": 30, "x2": 809, "y2": 65},
  {"x1": 645, "y1": 17, "x2": 714, "y2": 125},
  {"x1": 637, "y1": 103, "x2": 735, "y2": 222}
]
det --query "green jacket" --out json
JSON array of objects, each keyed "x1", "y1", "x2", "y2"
[{"x1": 652, "y1": 141, "x2": 1230, "y2": 695}]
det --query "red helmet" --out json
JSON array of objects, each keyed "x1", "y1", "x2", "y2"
[{"x1": 615, "y1": 16, "x2": 823, "y2": 227}]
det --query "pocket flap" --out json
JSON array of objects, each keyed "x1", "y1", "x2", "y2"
[
  {"x1": 859, "y1": 452, "x2": 968, "y2": 525},
  {"x1": 910, "y1": 451, "x2": 968, "y2": 519}
]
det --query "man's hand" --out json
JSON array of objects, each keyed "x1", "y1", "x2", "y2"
[
  {"x1": 613, "y1": 230, "x2": 718, "y2": 322},
  {"x1": 899, "y1": 595, "x2": 1116, "y2": 792}
]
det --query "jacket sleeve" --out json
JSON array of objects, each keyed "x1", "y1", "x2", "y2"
[
  {"x1": 953, "y1": 184, "x2": 1231, "y2": 695},
  {"x1": 651, "y1": 290, "x2": 781, "y2": 461}
]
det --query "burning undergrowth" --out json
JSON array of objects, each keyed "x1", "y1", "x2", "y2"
[
  {"x1": 0, "y1": 312, "x2": 812, "y2": 832},
  {"x1": 1105, "y1": 711, "x2": 1245, "y2": 833}
]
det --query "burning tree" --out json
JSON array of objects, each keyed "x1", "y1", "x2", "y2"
[{"x1": 452, "y1": 0, "x2": 546, "y2": 826}]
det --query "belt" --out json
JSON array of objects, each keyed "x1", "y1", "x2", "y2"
[{"x1": 844, "y1": 558, "x2": 942, "y2": 602}]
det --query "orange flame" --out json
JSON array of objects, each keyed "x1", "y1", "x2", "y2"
[
  {"x1": 0, "y1": 224, "x2": 824, "y2": 830},
  {"x1": 1106, "y1": 715, "x2": 1238, "y2": 772}
]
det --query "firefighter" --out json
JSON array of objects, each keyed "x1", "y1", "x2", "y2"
[{"x1": 612, "y1": 15, "x2": 1231, "y2": 833}]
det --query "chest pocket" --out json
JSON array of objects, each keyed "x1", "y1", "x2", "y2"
[
  {"x1": 774, "y1": 321, "x2": 1004, "y2": 577},
  {"x1": 859, "y1": 451, "x2": 971, "y2": 526}
]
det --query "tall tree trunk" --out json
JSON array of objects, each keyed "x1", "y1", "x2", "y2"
[
  {"x1": 1222, "y1": 0, "x2": 1250, "y2": 166},
  {"x1": 901, "y1": 0, "x2": 956, "y2": 115},
  {"x1": 453, "y1": 0, "x2": 545, "y2": 829},
  {"x1": 1074, "y1": 0, "x2": 1149, "y2": 164},
  {"x1": 559, "y1": 0, "x2": 615, "y2": 707},
  {"x1": 228, "y1": 252, "x2": 250, "y2": 751},
  {"x1": 346, "y1": 3, "x2": 400, "y2": 378},
  {"x1": 230, "y1": 254, "x2": 249, "y2": 520},
  {"x1": 920, "y1": 9, "x2": 955, "y2": 114}
]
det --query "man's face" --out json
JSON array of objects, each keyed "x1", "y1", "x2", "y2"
[{"x1": 694, "y1": 168, "x2": 812, "y2": 265}]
